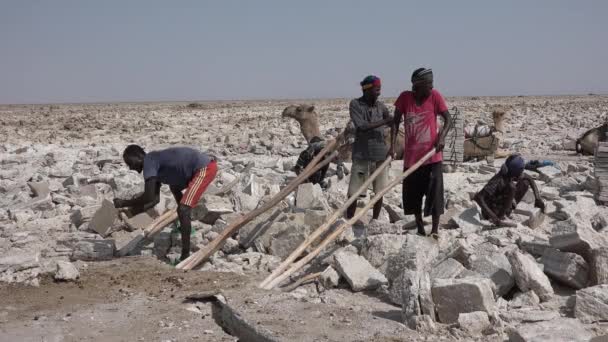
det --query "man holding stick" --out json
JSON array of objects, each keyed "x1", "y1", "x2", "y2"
[
  {"x1": 390, "y1": 68, "x2": 452, "y2": 239},
  {"x1": 346, "y1": 75, "x2": 394, "y2": 220}
]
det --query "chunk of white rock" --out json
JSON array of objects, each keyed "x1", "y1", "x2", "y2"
[
  {"x1": 507, "y1": 250, "x2": 554, "y2": 302},
  {"x1": 431, "y1": 278, "x2": 496, "y2": 324},
  {"x1": 54, "y1": 261, "x2": 80, "y2": 281},
  {"x1": 333, "y1": 251, "x2": 387, "y2": 291},
  {"x1": 541, "y1": 248, "x2": 588, "y2": 289},
  {"x1": 457, "y1": 311, "x2": 491, "y2": 336},
  {"x1": 575, "y1": 284, "x2": 608, "y2": 323}
]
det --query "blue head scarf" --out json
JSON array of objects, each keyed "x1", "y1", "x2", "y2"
[{"x1": 504, "y1": 154, "x2": 525, "y2": 177}]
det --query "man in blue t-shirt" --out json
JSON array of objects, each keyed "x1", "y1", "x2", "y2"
[{"x1": 114, "y1": 145, "x2": 217, "y2": 261}]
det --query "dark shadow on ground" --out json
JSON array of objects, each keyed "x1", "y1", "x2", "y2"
[
  {"x1": 364, "y1": 290, "x2": 401, "y2": 307},
  {"x1": 372, "y1": 310, "x2": 403, "y2": 324}
]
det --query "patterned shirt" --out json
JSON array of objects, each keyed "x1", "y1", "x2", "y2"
[
  {"x1": 394, "y1": 89, "x2": 448, "y2": 168},
  {"x1": 477, "y1": 174, "x2": 514, "y2": 219}
]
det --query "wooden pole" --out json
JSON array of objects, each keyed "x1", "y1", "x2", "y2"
[
  {"x1": 281, "y1": 272, "x2": 322, "y2": 292},
  {"x1": 139, "y1": 166, "x2": 255, "y2": 239},
  {"x1": 176, "y1": 138, "x2": 342, "y2": 270},
  {"x1": 142, "y1": 209, "x2": 174, "y2": 233},
  {"x1": 177, "y1": 149, "x2": 338, "y2": 270},
  {"x1": 262, "y1": 148, "x2": 437, "y2": 290},
  {"x1": 259, "y1": 157, "x2": 392, "y2": 288},
  {"x1": 144, "y1": 210, "x2": 178, "y2": 237}
]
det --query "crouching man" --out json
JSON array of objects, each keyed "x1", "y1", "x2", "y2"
[
  {"x1": 474, "y1": 154, "x2": 545, "y2": 225},
  {"x1": 114, "y1": 145, "x2": 217, "y2": 261}
]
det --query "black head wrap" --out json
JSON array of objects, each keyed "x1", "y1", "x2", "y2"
[{"x1": 411, "y1": 68, "x2": 433, "y2": 85}]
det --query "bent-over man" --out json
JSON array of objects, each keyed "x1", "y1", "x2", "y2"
[{"x1": 113, "y1": 145, "x2": 217, "y2": 261}]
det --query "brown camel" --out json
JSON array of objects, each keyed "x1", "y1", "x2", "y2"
[
  {"x1": 576, "y1": 122, "x2": 608, "y2": 155},
  {"x1": 281, "y1": 105, "x2": 321, "y2": 142},
  {"x1": 282, "y1": 104, "x2": 405, "y2": 161},
  {"x1": 492, "y1": 110, "x2": 507, "y2": 134}
]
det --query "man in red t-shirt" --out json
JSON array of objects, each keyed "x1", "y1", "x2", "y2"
[{"x1": 389, "y1": 68, "x2": 453, "y2": 239}]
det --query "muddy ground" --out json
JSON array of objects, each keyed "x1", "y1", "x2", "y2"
[
  {"x1": 0, "y1": 258, "x2": 245, "y2": 341},
  {"x1": 1, "y1": 95, "x2": 608, "y2": 341},
  {"x1": 0, "y1": 257, "x2": 430, "y2": 342}
]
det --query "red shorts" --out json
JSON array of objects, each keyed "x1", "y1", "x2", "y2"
[{"x1": 180, "y1": 160, "x2": 218, "y2": 207}]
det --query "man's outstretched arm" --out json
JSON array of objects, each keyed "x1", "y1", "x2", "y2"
[
  {"x1": 114, "y1": 177, "x2": 160, "y2": 213},
  {"x1": 523, "y1": 175, "x2": 545, "y2": 212},
  {"x1": 388, "y1": 109, "x2": 402, "y2": 158}
]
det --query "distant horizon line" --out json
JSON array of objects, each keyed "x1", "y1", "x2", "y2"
[{"x1": 1, "y1": 92, "x2": 606, "y2": 106}]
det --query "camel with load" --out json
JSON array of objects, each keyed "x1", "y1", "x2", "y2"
[{"x1": 462, "y1": 109, "x2": 510, "y2": 160}]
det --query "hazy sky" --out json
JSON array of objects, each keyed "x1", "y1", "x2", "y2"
[{"x1": 1, "y1": 1, "x2": 607, "y2": 104}]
